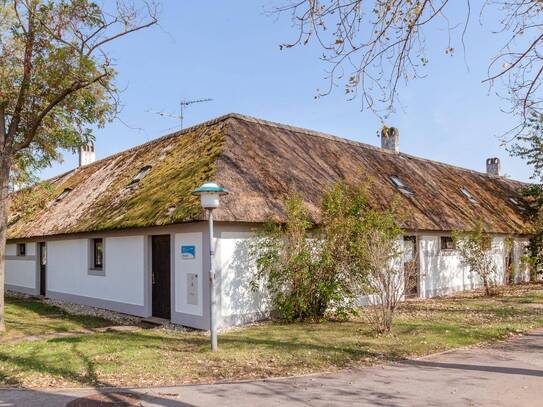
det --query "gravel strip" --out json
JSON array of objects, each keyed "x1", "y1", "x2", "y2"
[{"x1": 42, "y1": 298, "x2": 141, "y2": 325}]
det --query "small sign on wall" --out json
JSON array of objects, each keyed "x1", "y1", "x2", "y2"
[{"x1": 181, "y1": 245, "x2": 196, "y2": 260}]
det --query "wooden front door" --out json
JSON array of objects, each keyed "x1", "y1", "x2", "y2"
[
  {"x1": 152, "y1": 235, "x2": 171, "y2": 319},
  {"x1": 403, "y1": 236, "x2": 419, "y2": 298},
  {"x1": 39, "y1": 242, "x2": 46, "y2": 296}
]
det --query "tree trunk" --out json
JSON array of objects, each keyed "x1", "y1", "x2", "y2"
[
  {"x1": 0, "y1": 155, "x2": 10, "y2": 332},
  {"x1": 0, "y1": 103, "x2": 8, "y2": 332},
  {"x1": 482, "y1": 274, "x2": 490, "y2": 296}
]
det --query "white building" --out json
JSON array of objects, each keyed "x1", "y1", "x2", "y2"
[{"x1": 5, "y1": 114, "x2": 532, "y2": 329}]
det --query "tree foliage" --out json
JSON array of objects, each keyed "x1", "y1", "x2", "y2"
[
  {"x1": 251, "y1": 181, "x2": 407, "y2": 328},
  {"x1": 251, "y1": 185, "x2": 370, "y2": 322},
  {"x1": 510, "y1": 116, "x2": 543, "y2": 280},
  {"x1": 0, "y1": 0, "x2": 157, "y2": 331},
  {"x1": 453, "y1": 223, "x2": 499, "y2": 296},
  {"x1": 0, "y1": 0, "x2": 158, "y2": 182}
]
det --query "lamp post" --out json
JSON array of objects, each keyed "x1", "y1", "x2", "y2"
[{"x1": 192, "y1": 182, "x2": 229, "y2": 351}]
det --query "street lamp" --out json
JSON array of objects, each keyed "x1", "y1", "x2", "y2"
[{"x1": 192, "y1": 182, "x2": 229, "y2": 351}]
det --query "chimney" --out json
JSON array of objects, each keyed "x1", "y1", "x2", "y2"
[
  {"x1": 78, "y1": 142, "x2": 96, "y2": 167},
  {"x1": 486, "y1": 157, "x2": 501, "y2": 177},
  {"x1": 381, "y1": 127, "x2": 399, "y2": 153}
]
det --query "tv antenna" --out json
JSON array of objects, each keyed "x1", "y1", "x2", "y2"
[{"x1": 148, "y1": 98, "x2": 213, "y2": 130}]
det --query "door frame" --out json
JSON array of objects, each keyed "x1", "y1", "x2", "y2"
[
  {"x1": 403, "y1": 235, "x2": 420, "y2": 298},
  {"x1": 38, "y1": 242, "x2": 46, "y2": 296},
  {"x1": 151, "y1": 234, "x2": 172, "y2": 319}
]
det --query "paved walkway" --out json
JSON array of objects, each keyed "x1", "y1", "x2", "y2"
[{"x1": 0, "y1": 329, "x2": 542, "y2": 406}]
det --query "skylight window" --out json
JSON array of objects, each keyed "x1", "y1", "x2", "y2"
[
  {"x1": 389, "y1": 175, "x2": 413, "y2": 196},
  {"x1": 509, "y1": 197, "x2": 526, "y2": 211},
  {"x1": 55, "y1": 188, "x2": 72, "y2": 202},
  {"x1": 131, "y1": 165, "x2": 152, "y2": 184},
  {"x1": 459, "y1": 188, "x2": 477, "y2": 204}
]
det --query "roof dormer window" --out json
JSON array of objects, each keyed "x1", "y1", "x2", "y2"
[
  {"x1": 460, "y1": 188, "x2": 478, "y2": 204},
  {"x1": 55, "y1": 188, "x2": 72, "y2": 202},
  {"x1": 131, "y1": 165, "x2": 152, "y2": 184},
  {"x1": 509, "y1": 197, "x2": 526, "y2": 211},
  {"x1": 389, "y1": 175, "x2": 413, "y2": 196}
]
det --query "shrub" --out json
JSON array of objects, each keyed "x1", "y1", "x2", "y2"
[
  {"x1": 357, "y1": 207, "x2": 407, "y2": 333},
  {"x1": 251, "y1": 181, "x2": 408, "y2": 327},
  {"x1": 453, "y1": 223, "x2": 499, "y2": 296},
  {"x1": 250, "y1": 194, "x2": 322, "y2": 322},
  {"x1": 251, "y1": 182, "x2": 372, "y2": 321}
]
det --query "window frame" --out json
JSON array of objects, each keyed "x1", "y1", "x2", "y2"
[
  {"x1": 459, "y1": 188, "x2": 478, "y2": 204},
  {"x1": 130, "y1": 165, "x2": 152, "y2": 185},
  {"x1": 55, "y1": 188, "x2": 72, "y2": 202},
  {"x1": 16, "y1": 243, "x2": 26, "y2": 257},
  {"x1": 89, "y1": 238, "x2": 106, "y2": 276},
  {"x1": 389, "y1": 175, "x2": 414, "y2": 196},
  {"x1": 440, "y1": 236, "x2": 456, "y2": 252}
]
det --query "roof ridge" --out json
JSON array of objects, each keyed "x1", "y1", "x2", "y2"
[
  {"x1": 226, "y1": 113, "x2": 524, "y2": 183},
  {"x1": 40, "y1": 112, "x2": 525, "y2": 185}
]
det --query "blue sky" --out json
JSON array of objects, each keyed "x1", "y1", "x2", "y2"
[{"x1": 40, "y1": 1, "x2": 533, "y2": 182}]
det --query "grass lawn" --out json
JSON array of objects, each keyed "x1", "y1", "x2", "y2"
[
  {"x1": 0, "y1": 295, "x2": 115, "y2": 342},
  {"x1": 0, "y1": 284, "x2": 542, "y2": 388}
]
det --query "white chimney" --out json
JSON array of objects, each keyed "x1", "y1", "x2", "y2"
[
  {"x1": 78, "y1": 142, "x2": 96, "y2": 167},
  {"x1": 381, "y1": 127, "x2": 399, "y2": 153},
  {"x1": 486, "y1": 157, "x2": 501, "y2": 177}
]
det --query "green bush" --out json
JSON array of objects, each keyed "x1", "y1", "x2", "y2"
[{"x1": 250, "y1": 181, "x2": 402, "y2": 323}]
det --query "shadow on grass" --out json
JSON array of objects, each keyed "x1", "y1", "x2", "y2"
[
  {"x1": 0, "y1": 328, "x2": 383, "y2": 387},
  {"x1": 3, "y1": 296, "x2": 115, "y2": 338},
  {"x1": 0, "y1": 286, "x2": 542, "y2": 389}
]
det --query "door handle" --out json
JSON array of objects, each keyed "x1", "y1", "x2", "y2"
[{"x1": 152, "y1": 273, "x2": 155, "y2": 285}]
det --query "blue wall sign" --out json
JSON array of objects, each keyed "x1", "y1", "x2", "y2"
[{"x1": 181, "y1": 245, "x2": 196, "y2": 259}]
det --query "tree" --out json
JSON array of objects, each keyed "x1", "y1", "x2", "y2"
[
  {"x1": 276, "y1": 1, "x2": 543, "y2": 130},
  {"x1": 357, "y1": 207, "x2": 407, "y2": 334},
  {"x1": 0, "y1": 0, "x2": 158, "y2": 331},
  {"x1": 514, "y1": 182, "x2": 543, "y2": 282},
  {"x1": 453, "y1": 223, "x2": 499, "y2": 296}
]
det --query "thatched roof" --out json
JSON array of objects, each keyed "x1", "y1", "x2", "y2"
[{"x1": 8, "y1": 113, "x2": 532, "y2": 240}]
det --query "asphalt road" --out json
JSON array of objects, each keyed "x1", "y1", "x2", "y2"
[{"x1": 0, "y1": 329, "x2": 541, "y2": 406}]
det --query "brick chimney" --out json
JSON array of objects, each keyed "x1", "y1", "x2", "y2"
[
  {"x1": 78, "y1": 142, "x2": 96, "y2": 167},
  {"x1": 486, "y1": 157, "x2": 501, "y2": 177},
  {"x1": 381, "y1": 127, "x2": 399, "y2": 153}
]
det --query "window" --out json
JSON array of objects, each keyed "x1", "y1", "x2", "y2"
[
  {"x1": 92, "y1": 238, "x2": 104, "y2": 269},
  {"x1": 509, "y1": 197, "x2": 525, "y2": 211},
  {"x1": 460, "y1": 188, "x2": 477, "y2": 204},
  {"x1": 17, "y1": 243, "x2": 26, "y2": 257},
  {"x1": 440, "y1": 236, "x2": 455, "y2": 251},
  {"x1": 389, "y1": 175, "x2": 414, "y2": 196},
  {"x1": 55, "y1": 188, "x2": 72, "y2": 202},
  {"x1": 130, "y1": 165, "x2": 152, "y2": 185}
]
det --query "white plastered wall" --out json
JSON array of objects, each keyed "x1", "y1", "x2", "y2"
[
  {"x1": 419, "y1": 235, "x2": 508, "y2": 298},
  {"x1": 47, "y1": 236, "x2": 145, "y2": 306},
  {"x1": 215, "y1": 229, "x2": 269, "y2": 328},
  {"x1": 5, "y1": 243, "x2": 37, "y2": 290}
]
